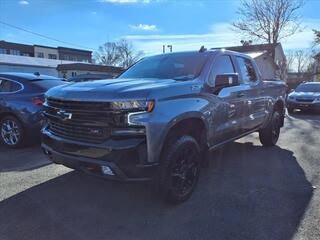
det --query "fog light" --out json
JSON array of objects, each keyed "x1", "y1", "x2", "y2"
[{"x1": 101, "y1": 166, "x2": 114, "y2": 176}]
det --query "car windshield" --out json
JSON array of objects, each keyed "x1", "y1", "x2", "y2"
[
  {"x1": 295, "y1": 83, "x2": 320, "y2": 93},
  {"x1": 118, "y1": 52, "x2": 209, "y2": 80}
]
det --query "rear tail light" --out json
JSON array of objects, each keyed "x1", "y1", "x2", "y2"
[{"x1": 32, "y1": 97, "x2": 44, "y2": 106}]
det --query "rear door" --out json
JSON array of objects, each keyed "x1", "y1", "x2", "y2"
[{"x1": 234, "y1": 56, "x2": 267, "y2": 131}]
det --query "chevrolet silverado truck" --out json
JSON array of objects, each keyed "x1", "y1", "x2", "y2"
[{"x1": 41, "y1": 49, "x2": 286, "y2": 203}]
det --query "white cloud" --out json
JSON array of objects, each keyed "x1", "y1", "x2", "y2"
[
  {"x1": 130, "y1": 24, "x2": 158, "y2": 31},
  {"x1": 99, "y1": 0, "x2": 152, "y2": 4},
  {"x1": 18, "y1": 0, "x2": 29, "y2": 5},
  {"x1": 124, "y1": 22, "x2": 240, "y2": 55},
  {"x1": 281, "y1": 18, "x2": 320, "y2": 51},
  {"x1": 123, "y1": 19, "x2": 320, "y2": 56}
]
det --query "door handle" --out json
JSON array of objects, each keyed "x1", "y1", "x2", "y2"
[{"x1": 237, "y1": 92, "x2": 245, "y2": 98}]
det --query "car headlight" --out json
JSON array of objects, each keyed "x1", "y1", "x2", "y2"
[
  {"x1": 314, "y1": 98, "x2": 320, "y2": 103},
  {"x1": 111, "y1": 100, "x2": 155, "y2": 112},
  {"x1": 43, "y1": 98, "x2": 48, "y2": 106},
  {"x1": 288, "y1": 96, "x2": 295, "y2": 100}
]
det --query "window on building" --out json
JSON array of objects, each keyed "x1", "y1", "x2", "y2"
[
  {"x1": 37, "y1": 52, "x2": 44, "y2": 58},
  {"x1": 9, "y1": 49, "x2": 20, "y2": 55},
  {"x1": 48, "y1": 54, "x2": 57, "y2": 59},
  {"x1": 71, "y1": 72, "x2": 77, "y2": 77},
  {"x1": 236, "y1": 57, "x2": 257, "y2": 83},
  {"x1": 0, "y1": 48, "x2": 6, "y2": 54}
]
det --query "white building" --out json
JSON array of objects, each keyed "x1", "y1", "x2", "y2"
[
  {"x1": 0, "y1": 54, "x2": 76, "y2": 77},
  {"x1": 0, "y1": 54, "x2": 123, "y2": 79},
  {"x1": 34, "y1": 45, "x2": 59, "y2": 59}
]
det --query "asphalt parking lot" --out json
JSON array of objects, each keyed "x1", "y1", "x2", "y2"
[{"x1": 0, "y1": 112, "x2": 319, "y2": 240}]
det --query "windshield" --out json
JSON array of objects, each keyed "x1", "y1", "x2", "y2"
[
  {"x1": 295, "y1": 83, "x2": 320, "y2": 93},
  {"x1": 119, "y1": 52, "x2": 209, "y2": 80}
]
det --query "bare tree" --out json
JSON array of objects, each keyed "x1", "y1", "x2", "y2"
[
  {"x1": 117, "y1": 39, "x2": 144, "y2": 69},
  {"x1": 295, "y1": 50, "x2": 311, "y2": 73},
  {"x1": 94, "y1": 42, "x2": 122, "y2": 66},
  {"x1": 285, "y1": 49, "x2": 311, "y2": 73},
  {"x1": 313, "y1": 29, "x2": 320, "y2": 46},
  {"x1": 285, "y1": 50, "x2": 295, "y2": 72},
  {"x1": 232, "y1": 0, "x2": 305, "y2": 44},
  {"x1": 95, "y1": 40, "x2": 143, "y2": 68}
]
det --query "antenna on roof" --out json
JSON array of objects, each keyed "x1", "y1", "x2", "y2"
[{"x1": 199, "y1": 46, "x2": 207, "y2": 53}]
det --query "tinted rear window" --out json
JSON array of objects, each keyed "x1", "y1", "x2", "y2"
[
  {"x1": 0, "y1": 79, "x2": 23, "y2": 93},
  {"x1": 31, "y1": 80, "x2": 65, "y2": 90}
]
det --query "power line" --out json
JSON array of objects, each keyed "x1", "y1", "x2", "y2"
[{"x1": 0, "y1": 20, "x2": 96, "y2": 51}]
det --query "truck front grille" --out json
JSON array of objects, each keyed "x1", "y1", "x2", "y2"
[
  {"x1": 44, "y1": 98, "x2": 126, "y2": 143},
  {"x1": 48, "y1": 120, "x2": 110, "y2": 143}
]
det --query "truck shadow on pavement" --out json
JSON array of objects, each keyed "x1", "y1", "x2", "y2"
[{"x1": 0, "y1": 141, "x2": 313, "y2": 240}]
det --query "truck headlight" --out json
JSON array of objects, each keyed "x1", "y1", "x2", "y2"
[{"x1": 111, "y1": 100, "x2": 155, "y2": 112}]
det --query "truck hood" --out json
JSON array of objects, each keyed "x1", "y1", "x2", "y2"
[{"x1": 45, "y1": 78, "x2": 182, "y2": 101}]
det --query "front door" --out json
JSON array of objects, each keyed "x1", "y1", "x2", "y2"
[{"x1": 207, "y1": 54, "x2": 246, "y2": 145}]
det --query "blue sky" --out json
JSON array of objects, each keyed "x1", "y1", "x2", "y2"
[{"x1": 0, "y1": 0, "x2": 319, "y2": 55}]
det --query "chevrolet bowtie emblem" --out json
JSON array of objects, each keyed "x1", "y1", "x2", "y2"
[{"x1": 56, "y1": 109, "x2": 72, "y2": 121}]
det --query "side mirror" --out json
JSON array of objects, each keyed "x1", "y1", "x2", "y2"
[{"x1": 215, "y1": 74, "x2": 239, "y2": 88}]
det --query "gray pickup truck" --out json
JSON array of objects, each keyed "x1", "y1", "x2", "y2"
[{"x1": 41, "y1": 49, "x2": 286, "y2": 203}]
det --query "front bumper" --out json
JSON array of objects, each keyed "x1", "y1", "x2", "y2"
[
  {"x1": 41, "y1": 129, "x2": 158, "y2": 181},
  {"x1": 286, "y1": 101, "x2": 320, "y2": 111}
]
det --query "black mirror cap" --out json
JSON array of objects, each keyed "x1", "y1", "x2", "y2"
[{"x1": 215, "y1": 73, "x2": 239, "y2": 88}]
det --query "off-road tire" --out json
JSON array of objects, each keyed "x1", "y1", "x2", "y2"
[
  {"x1": 156, "y1": 135, "x2": 201, "y2": 204},
  {"x1": 259, "y1": 111, "x2": 282, "y2": 147}
]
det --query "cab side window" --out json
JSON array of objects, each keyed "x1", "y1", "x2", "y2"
[
  {"x1": 236, "y1": 57, "x2": 257, "y2": 83},
  {"x1": 210, "y1": 55, "x2": 235, "y2": 85}
]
